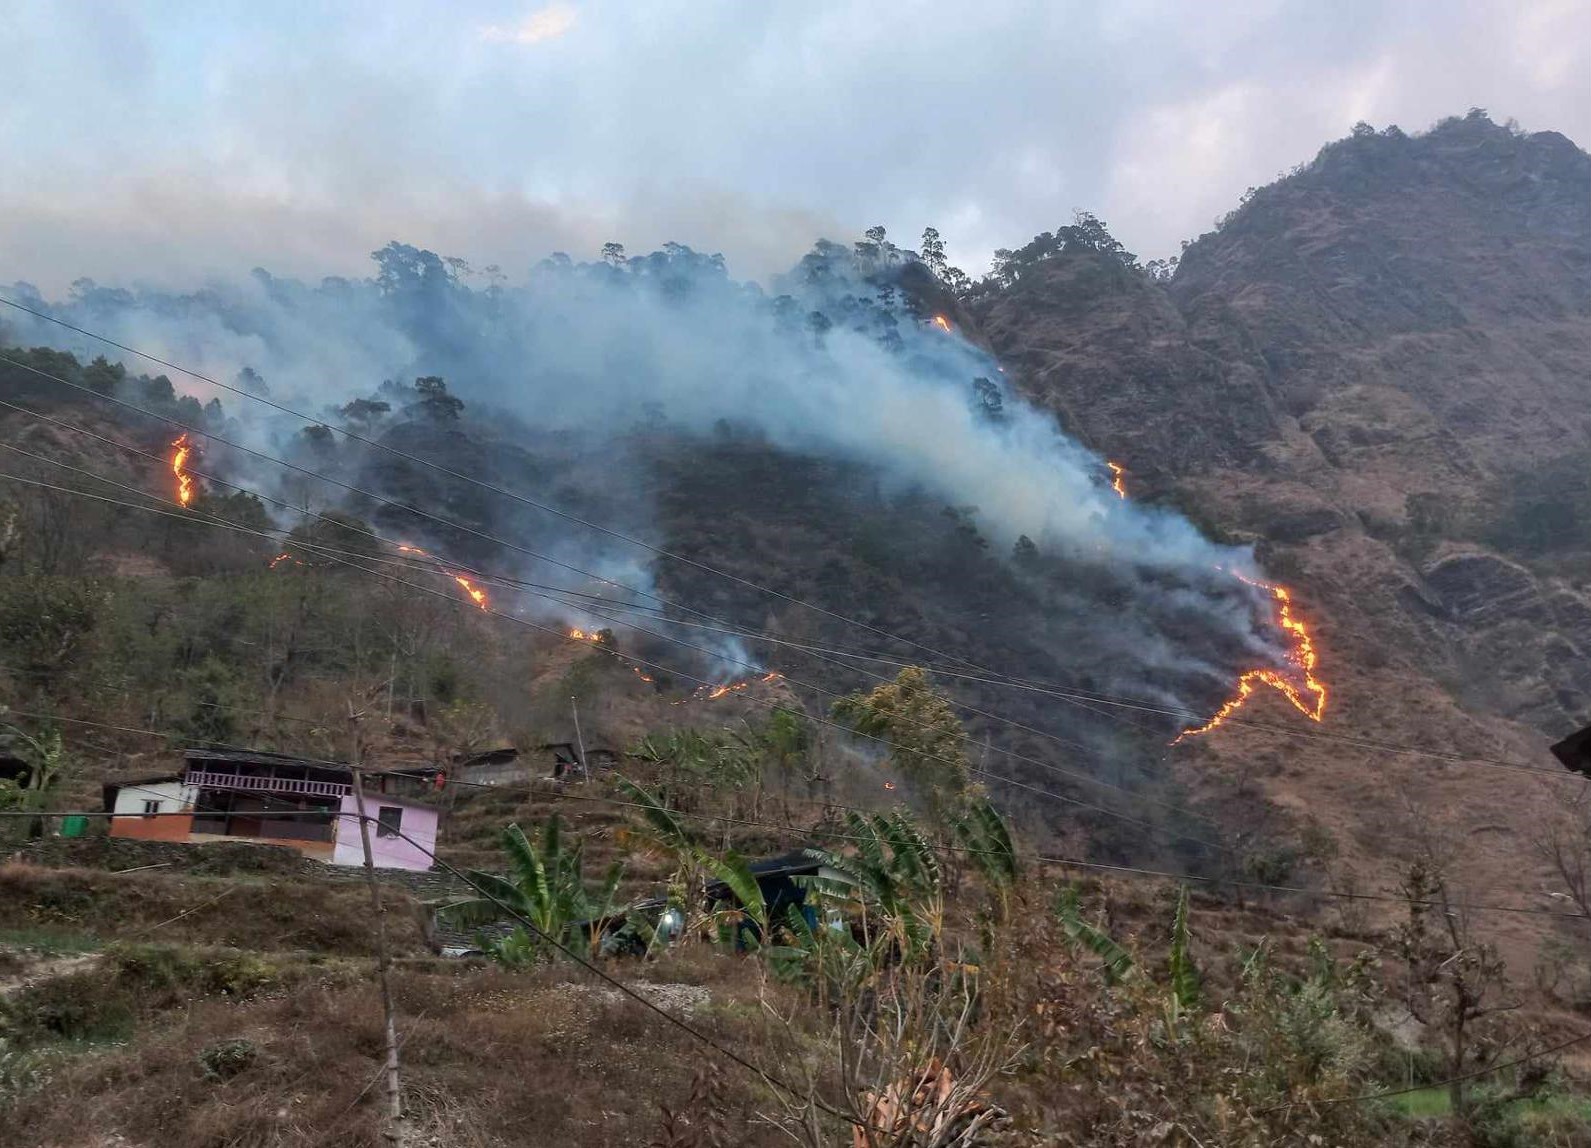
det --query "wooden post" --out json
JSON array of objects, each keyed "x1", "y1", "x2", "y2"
[
  {"x1": 571, "y1": 695, "x2": 589, "y2": 783},
  {"x1": 348, "y1": 707, "x2": 402, "y2": 1135}
]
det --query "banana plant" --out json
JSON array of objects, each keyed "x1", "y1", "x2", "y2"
[
  {"x1": 950, "y1": 796, "x2": 1020, "y2": 916},
  {"x1": 1054, "y1": 884, "x2": 1135, "y2": 985},
  {"x1": 704, "y1": 850, "x2": 769, "y2": 947},
  {"x1": 617, "y1": 776, "x2": 769, "y2": 946},
  {"x1": 1167, "y1": 886, "x2": 1201, "y2": 1011},
  {"x1": 443, "y1": 813, "x2": 622, "y2": 963},
  {"x1": 0, "y1": 719, "x2": 65, "y2": 839},
  {"x1": 803, "y1": 809, "x2": 944, "y2": 963},
  {"x1": 1053, "y1": 883, "x2": 1202, "y2": 1018}
]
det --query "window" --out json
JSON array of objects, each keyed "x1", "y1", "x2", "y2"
[
  {"x1": 141, "y1": 799, "x2": 161, "y2": 817},
  {"x1": 376, "y1": 807, "x2": 403, "y2": 838}
]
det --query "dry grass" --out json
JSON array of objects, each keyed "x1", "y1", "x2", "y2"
[
  {"x1": 3, "y1": 951, "x2": 790, "y2": 1148},
  {"x1": 0, "y1": 862, "x2": 429, "y2": 956}
]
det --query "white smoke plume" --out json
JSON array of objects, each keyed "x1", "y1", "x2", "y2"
[{"x1": 2, "y1": 237, "x2": 1284, "y2": 696}]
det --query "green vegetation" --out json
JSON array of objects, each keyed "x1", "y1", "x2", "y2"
[
  {"x1": 444, "y1": 815, "x2": 623, "y2": 963},
  {"x1": 1, "y1": 336, "x2": 1588, "y2": 1144},
  {"x1": 831, "y1": 666, "x2": 970, "y2": 822}
]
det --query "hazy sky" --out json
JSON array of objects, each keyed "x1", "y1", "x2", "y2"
[{"x1": 3, "y1": 0, "x2": 1588, "y2": 291}]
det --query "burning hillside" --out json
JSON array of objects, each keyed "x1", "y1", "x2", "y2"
[
  {"x1": 14, "y1": 230, "x2": 1335, "y2": 809},
  {"x1": 396, "y1": 544, "x2": 490, "y2": 610},
  {"x1": 170, "y1": 433, "x2": 195, "y2": 507},
  {"x1": 1173, "y1": 575, "x2": 1327, "y2": 743}
]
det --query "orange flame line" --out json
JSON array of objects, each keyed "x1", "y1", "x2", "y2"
[
  {"x1": 171, "y1": 434, "x2": 194, "y2": 507},
  {"x1": 1173, "y1": 575, "x2": 1327, "y2": 743},
  {"x1": 451, "y1": 574, "x2": 489, "y2": 610},
  {"x1": 669, "y1": 669, "x2": 784, "y2": 705},
  {"x1": 1107, "y1": 461, "x2": 1127, "y2": 499},
  {"x1": 398, "y1": 542, "x2": 488, "y2": 609},
  {"x1": 932, "y1": 315, "x2": 952, "y2": 332}
]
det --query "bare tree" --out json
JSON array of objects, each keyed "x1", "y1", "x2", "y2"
[
  {"x1": 1538, "y1": 787, "x2": 1591, "y2": 920},
  {"x1": 1392, "y1": 857, "x2": 1521, "y2": 1119},
  {"x1": 1533, "y1": 788, "x2": 1591, "y2": 1004}
]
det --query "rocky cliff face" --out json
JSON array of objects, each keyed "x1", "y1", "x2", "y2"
[
  {"x1": 969, "y1": 112, "x2": 1591, "y2": 928},
  {"x1": 975, "y1": 111, "x2": 1591, "y2": 738}
]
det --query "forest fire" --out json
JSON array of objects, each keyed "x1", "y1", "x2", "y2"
[
  {"x1": 170, "y1": 434, "x2": 195, "y2": 506},
  {"x1": 673, "y1": 671, "x2": 784, "y2": 705},
  {"x1": 452, "y1": 574, "x2": 489, "y2": 610},
  {"x1": 268, "y1": 553, "x2": 302, "y2": 569},
  {"x1": 932, "y1": 315, "x2": 953, "y2": 332},
  {"x1": 1107, "y1": 461, "x2": 1127, "y2": 499},
  {"x1": 1174, "y1": 575, "x2": 1327, "y2": 743},
  {"x1": 396, "y1": 543, "x2": 488, "y2": 610},
  {"x1": 564, "y1": 626, "x2": 653, "y2": 682},
  {"x1": 699, "y1": 671, "x2": 783, "y2": 700}
]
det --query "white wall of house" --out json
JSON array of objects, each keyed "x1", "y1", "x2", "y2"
[{"x1": 110, "y1": 780, "x2": 195, "y2": 817}]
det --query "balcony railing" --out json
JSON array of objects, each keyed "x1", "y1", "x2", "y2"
[{"x1": 185, "y1": 769, "x2": 350, "y2": 799}]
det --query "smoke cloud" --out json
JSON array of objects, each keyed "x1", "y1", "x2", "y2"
[{"x1": 2, "y1": 237, "x2": 1286, "y2": 705}]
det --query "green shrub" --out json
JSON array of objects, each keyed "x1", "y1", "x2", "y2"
[
  {"x1": 198, "y1": 1037, "x2": 260, "y2": 1082},
  {"x1": 108, "y1": 943, "x2": 280, "y2": 998}
]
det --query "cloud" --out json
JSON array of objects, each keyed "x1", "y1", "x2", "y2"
[
  {"x1": 1, "y1": 1, "x2": 1588, "y2": 290},
  {"x1": 478, "y1": 4, "x2": 577, "y2": 46}
]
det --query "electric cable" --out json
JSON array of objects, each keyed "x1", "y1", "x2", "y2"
[
  {"x1": 0, "y1": 445, "x2": 1244, "y2": 851},
  {"x1": 0, "y1": 357, "x2": 1561, "y2": 779}
]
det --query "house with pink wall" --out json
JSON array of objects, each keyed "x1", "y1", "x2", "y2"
[
  {"x1": 106, "y1": 748, "x2": 440, "y2": 872},
  {"x1": 332, "y1": 789, "x2": 438, "y2": 870}
]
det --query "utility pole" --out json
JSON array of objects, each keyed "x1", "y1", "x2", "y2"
[
  {"x1": 347, "y1": 703, "x2": 402, "y2": 1137},
  {"x1": 570, "y1": 695, "x2": 589, "y2": 784}
]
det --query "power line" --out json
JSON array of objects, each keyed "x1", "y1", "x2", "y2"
[
  {"x1": 6, "y1": 444, "x2": 1575, "y2": 918},
  {"x1": 0, "y1": 383, "x2": 1571, "y2": 883},
  {"x1": 15, "y1": 749, "x2": 1587, "y2": 922},
  {"x1": 0, "y1": 297, "x2": 1003, "y2": 674},
  {"x1": 6, "y1": 438, "x2": 1571, "y2": 896},
  {"x1": 0, "y1": 470, "x2": 1227, "y2": 860},
  {"x1": 2, "y1": 390, "x2": 1572, "y2": 854},
  {"x1": 0, "y1": 365, "x2": 1209, "y2": 805},
  {"x1": 0, "y1": 447, "x2": 1237, "y2": 854},
  {"x1": 1, "y1": 795, "x2": 872, "y2": 1130},
  {"x1": 0, "y1": 392, "x2": 1139, "y2": 767},
  {"x1": 0, "y1": 323, "x2": 1360, "y2": 753},
  {"x1": 0, "y1": 357, "x2": 1565, "y2": 782},
  {"x1": 4, "y1": 444, "x2": 1576, "y2": 928},
  {"x1": 533, "y1": 589, "x2": 1573, "y2": 779}
]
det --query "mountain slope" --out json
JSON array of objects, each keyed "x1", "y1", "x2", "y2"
[{"x1": 969, "y1": 112, "x2": 1591, "y2": 951}]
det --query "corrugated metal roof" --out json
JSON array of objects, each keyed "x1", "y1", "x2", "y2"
[{"x1": 184, "y1": 748, "x2": 344, "y2": 769}]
